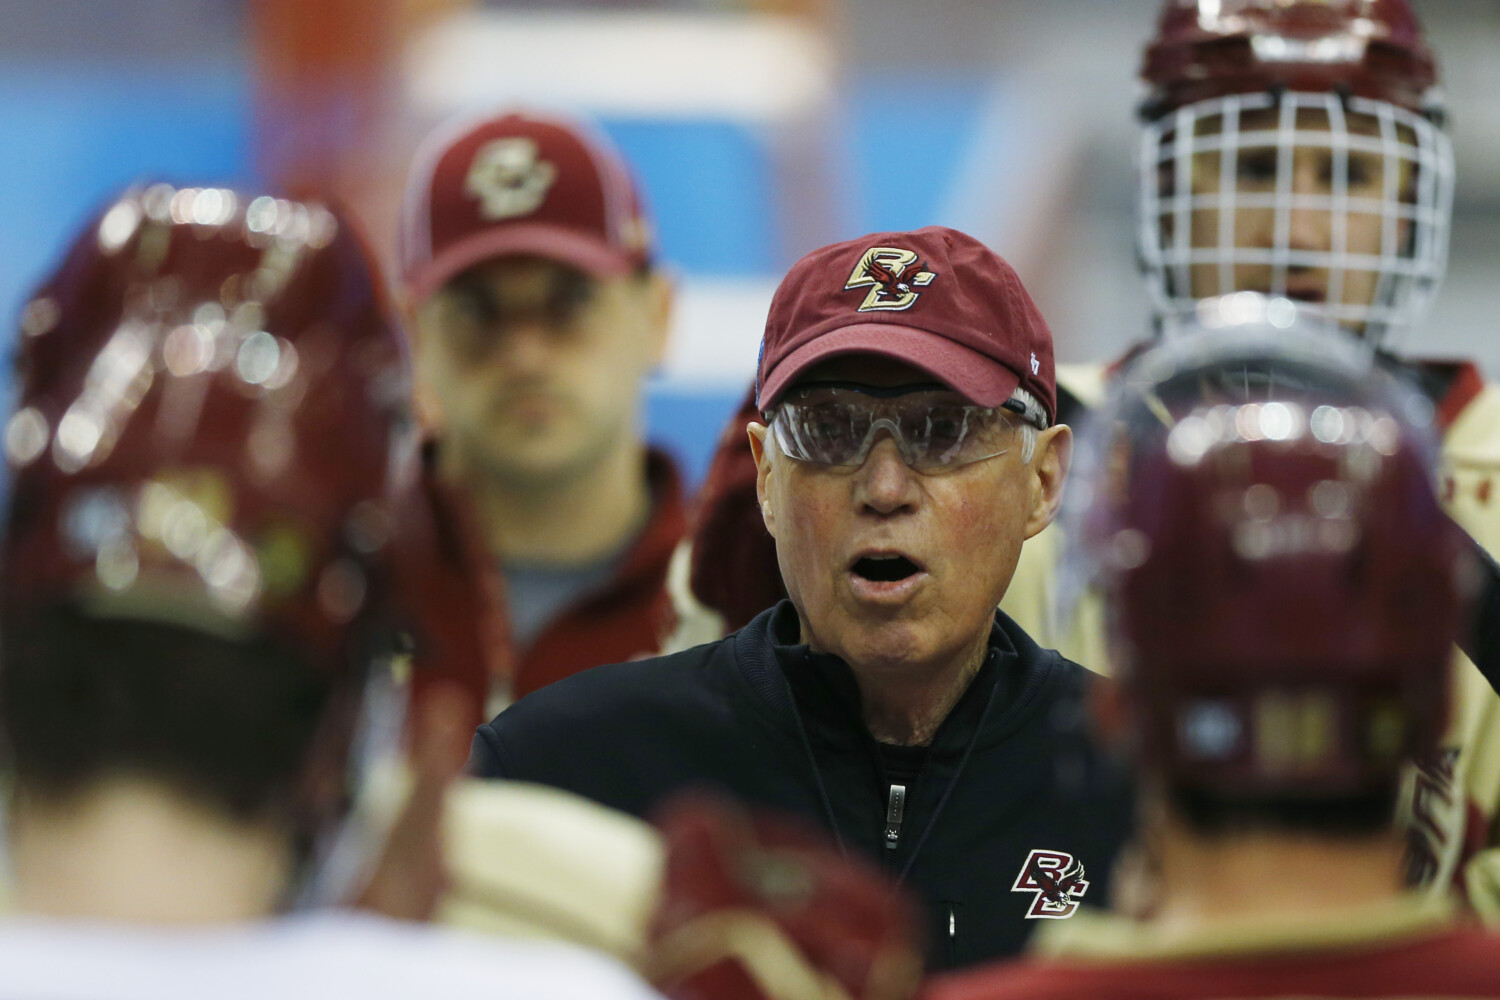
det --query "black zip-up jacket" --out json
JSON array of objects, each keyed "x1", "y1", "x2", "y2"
[{"x1": 471, "y1": 602, "x2": 1134, "y2": 970}]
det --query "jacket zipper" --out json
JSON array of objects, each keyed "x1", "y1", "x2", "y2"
[{"x1": 884, "y1": 783, "x2": 907, "y2": 849}]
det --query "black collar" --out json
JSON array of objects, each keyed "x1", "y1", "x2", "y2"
[{"x1": 733, "y1": 600, "x2": 1069, "y2": 751}]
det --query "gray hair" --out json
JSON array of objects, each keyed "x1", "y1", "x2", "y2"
[{"x1": 1009, "y1": 386, "x2": 1048, "y2": 463}]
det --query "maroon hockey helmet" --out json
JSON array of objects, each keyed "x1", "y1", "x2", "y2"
[
  {"x1": 1071, "y1": 309, "x2": 1468, "y2": 799},
  {"x1": 2, "y1": 183, "x2": 489, "y2": 719},
  {"x1": 647, "y1": 794, "x2": 923, "y2": 1000},
  {"x1": 1141, "y1": 0, "x2": 1440, "y2": 117}
]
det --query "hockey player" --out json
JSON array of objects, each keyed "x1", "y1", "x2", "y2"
[
  {"x1": 1091, "y1": 0, "x2": 1500, "y2": 894},
  {"x1": 0, "y1": 183, "x2": 663, "y2": 999},
  {"x1": 924, "y1": 326, "x2": 1500, "y2": 1000}
]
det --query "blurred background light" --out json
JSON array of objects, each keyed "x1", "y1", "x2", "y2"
[{"x1": 1, "y1": 0, "x2": 1497, "y2": 487}]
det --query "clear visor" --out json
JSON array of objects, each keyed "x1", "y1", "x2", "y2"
[
  {"x1": 770, "y1": 382, "x2": 1032, "y2": 471},
  {"x1": 1138, "y1": 91, "x2": 1454, "y2": 343}
]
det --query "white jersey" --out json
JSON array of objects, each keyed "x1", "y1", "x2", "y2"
[{"x1": 0, "y1": 910, "x2": 664, "y2": 1000}]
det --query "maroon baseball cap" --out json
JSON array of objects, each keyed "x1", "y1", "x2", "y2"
[
  {"x1": 400, "y1": 109, "x2": 654, "y2": 304},
  {"x1": 755, "y1": 226, "x2": 1057, "y2": 421}
]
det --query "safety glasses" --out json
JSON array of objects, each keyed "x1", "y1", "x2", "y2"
[{"x1": 769, "y1": 381, "x2": 1033, "y2": 471}]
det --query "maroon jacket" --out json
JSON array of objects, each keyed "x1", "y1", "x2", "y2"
[
  {"x1": 431, "y1": 445, "x2": 687, "y2": 701},
  {"x1": 512, "y1": 449, "x2": 686, "y2": 698}
]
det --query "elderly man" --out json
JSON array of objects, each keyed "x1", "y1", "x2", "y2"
[{"x1": 473, "y1": 226, "x2": 1133, "y2": 970}]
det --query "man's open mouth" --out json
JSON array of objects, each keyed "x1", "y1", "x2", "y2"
[{"x1": 851, "y1": 554, "x2": 922, "y2": 583}]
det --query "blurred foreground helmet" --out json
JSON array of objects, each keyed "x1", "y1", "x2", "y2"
[
  {"x1": 5, "y1": 184, "x2": 401, "y2": 661},
  {"x1": 2, "y1": 181, "x2": 490, "y2": 763},
  {"x1": 1068, "y1": 302, "x2": 1470, "y2": 800},
  {"x1": 648, "y1": 795, "x2": 922, "y2": 1000},
  {"x1": 1138, "y1": 0, "x2": 1454, "y2": 341}
]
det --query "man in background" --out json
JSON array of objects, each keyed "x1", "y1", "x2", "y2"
[{"x1": 400, "y1": 109, "x2": 683, "y2": 703}]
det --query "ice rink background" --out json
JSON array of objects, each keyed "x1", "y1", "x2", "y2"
[{"x1": 1, "y1": 0, "x2": 1496, "y2": 488}]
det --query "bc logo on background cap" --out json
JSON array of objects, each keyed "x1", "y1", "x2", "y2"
[
  {"x1": 463, "y1": 137, "x2": 558, "y2": 221},
  {"x1": 400, "y1": 110, "x2": 655, "y2": 305}
]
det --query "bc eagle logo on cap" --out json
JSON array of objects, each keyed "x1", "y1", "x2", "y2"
[
  {"x1": 464, "y1": 137, "x2": 557, "y2": 221},
  {"x1": 845, "y1": 247, "x2": 936, "y2": 312}
]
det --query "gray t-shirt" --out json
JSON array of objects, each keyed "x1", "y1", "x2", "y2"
[{"x1": 502, "y1": 555, "x2": 623, "y2": 652}]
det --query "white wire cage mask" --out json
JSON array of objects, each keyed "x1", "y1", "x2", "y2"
[{"x1": 1138, "y1": 90, "x2": 1454, "y2": 344}]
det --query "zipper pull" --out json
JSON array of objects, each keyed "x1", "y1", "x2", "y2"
[
  {"x1": 948, "y1": 904, "x2": 957, "y2": 939},
  {"x1": 884, "y1": 783, "x2": 907, "y2": 849}
]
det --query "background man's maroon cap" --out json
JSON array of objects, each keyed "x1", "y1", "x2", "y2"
[
  {"x1": 400, "y1": 109, "x2": 654, "y2": 305},
  {"x1": 755, "y1": 226, "x2": 1057, "y2": 421}
]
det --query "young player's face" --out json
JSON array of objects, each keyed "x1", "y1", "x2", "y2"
[
  {"x1": 1177, "y1": 106, "x2": 1416, "y2": 325},
  {"x1": 750, "y1": 355, "x2": 1068, "y2": 680},
  {"x1": 414, "y1": 256, "x2": 669, "y2": 488}
]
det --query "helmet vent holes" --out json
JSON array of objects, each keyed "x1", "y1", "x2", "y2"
[
  {"x1": 1107, "y1": 528, "x2": 1152, "y2": 571},
  {"x1": 1309, "y1": 479, "x2": 1352, "y2": 519},
  {"x1": 1253, "y1": 691, "x2": 1339, "y2": 774},
  {"x1": 245, "y1": 196, "x2": 279, "y2": 235},
  {"x1": 141, "y1": 183, "x2": 176, "y2": 223},
  {"x1": 236, "y1": 331, "x2": 282, "y2": 386},
  {"x1": 163, "y1": 324, "x2": 214, "y2": 378},
  {"x1": 20, "y1": 297, "x2": 60, "y2": 338},
  {"x1": 1242, "y1": 483, "x2": 1280, "y2": 521},
  {"x1": 95, "y1": 539, "x2": 139, "y2": 593},
  {"x1": 345, "y1": 501, "x2": 392, "y2": 555},
  {"x1": 318, "y1": 559, "x2": 368, "y2": 625},
  {"x1": 97, "y1": 200, "x2": 143, "y2": 255},
  {"x1": 61, "y1": 487, "x2": 131, "y2": 561},
  {"x1": 1178, "y1": 700, "x2": 1243, "y2": 762},
  {"x1": 5, "y1": 407, "x2": 49, "y2": 468},
  {"x1": 247, "y1": 414, "x2": 296, "y2": 482}
]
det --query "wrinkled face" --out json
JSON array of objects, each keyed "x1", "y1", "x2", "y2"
[
  {"x1": 413, "y1": 256, "x2": 669, "y2": 487},
  {"x1": 750, "y1": 355, "x2": 1070, "y2": 675}
]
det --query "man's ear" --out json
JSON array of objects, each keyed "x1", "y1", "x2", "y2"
[
  {"x1": 406, "y1": 298, "x2": 447, "y2": 436},
  {"x1": 747, "y1": 421, "x2": 776, "y2": 539},
  {"x1": 643, "y1": 269, "x2": 675, "y2": 369},
  {"x1": 1024, "y1": 424, "x2": 1073, "y2": 540}
]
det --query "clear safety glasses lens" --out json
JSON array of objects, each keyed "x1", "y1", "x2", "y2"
[
  {"x1": 770, "y1": 386, "x2": 1023, "y2": 470},
  {"x1": 1137, "y1": 90, "x2": 1454, "y2": 341}
]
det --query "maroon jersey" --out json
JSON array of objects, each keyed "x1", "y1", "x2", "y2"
[{"x1": 925, "y1": 899, "x2": 1500, "y2": 1000}]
